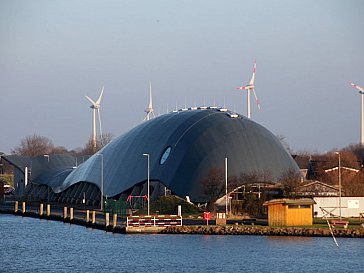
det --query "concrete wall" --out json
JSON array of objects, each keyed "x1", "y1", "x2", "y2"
[{"x1": 314, "y1": 197, "x2": 364, "y2": 218}]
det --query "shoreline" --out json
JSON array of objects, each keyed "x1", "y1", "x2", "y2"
[
  {"x1": 1, "y1": 205, "x2": 364, "y2": 238},
  {"x1": 161, "y1": 225, "x2": 364, "y2": 238}
]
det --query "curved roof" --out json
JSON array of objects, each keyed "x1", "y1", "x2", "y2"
[
  {"x1": 58, "y1": 108, "x2": 300, "y2": 202},
  {"x1": 2, "y1": 154, "x2": 78, "y2": 188}
]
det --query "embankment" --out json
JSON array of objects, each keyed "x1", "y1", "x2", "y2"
[{"x1": 161, "y1": 225, "x2": 364, "y2": 238}]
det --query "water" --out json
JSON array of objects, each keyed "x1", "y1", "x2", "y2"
[{"x1": 1, "y1": 214, "x2": 363, "y2": 273}]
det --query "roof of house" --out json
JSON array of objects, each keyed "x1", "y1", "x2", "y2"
[{"x1": 263, "y1": 198, "x2": 315, "y2": 206}]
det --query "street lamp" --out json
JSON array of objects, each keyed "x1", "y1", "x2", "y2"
[
  {"x1": 44, "y1": 154, "x2": 50, "y2": 203},
  {"x1": 96, "y1": 153, "x2": 104, "y2": 211},
  {"x1": 143, "y1": 153, "x2": 150, "y2": 216},
  {"x1": 225, "y1": 157, "x2": 228, "y2": 215},
  {"x1": 335, "y1": 152, "x2": 342, "y2": 220}
]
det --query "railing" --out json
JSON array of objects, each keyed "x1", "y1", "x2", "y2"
[
  {"x1": 104, "y1": 199, "x2": 130, "y2": 216},
  {"x1": 127, "y1": 215, "x2": 182, "y2": 227}
]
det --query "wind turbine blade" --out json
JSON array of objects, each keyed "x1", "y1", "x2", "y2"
[
  {"x1": 85, "y1": 95, "x2": 96, "y2": 105},
  {"x1": 237, "y1": 86, "x2": 247, "y2": 90},
  {"x1": 96, "y1": 86, "x2": 104, "y2": 105},
  {"x1": 97, "y1": 108, "x2": 103, "y2": 143},
  {"x1": 349, "y1": 82, "x2": 364, "y2": 93},
  {"x1": 252, "y1": 88, "x2": 261, "y2": 111},
  {"x1": 249, "y1": 59, "x2": 256, "y2": 86}
]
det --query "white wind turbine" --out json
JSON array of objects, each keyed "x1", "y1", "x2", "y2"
[
  {"x1": 144, "y1": 81, "x2": 155, "y2": 121},
  {"x1": 349, "y1": 82, "x2": 364, "y2": 145},
  {"x1": 85, "y1": 86, "x2": 104, "y2": 151},
  {"x1": 236, "y1": 60, "x2": 261, "y2": 118}
]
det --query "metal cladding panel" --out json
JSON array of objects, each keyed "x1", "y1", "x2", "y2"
[{"x1": 60, "y1": 109, "x2": 300, "y2": 202}]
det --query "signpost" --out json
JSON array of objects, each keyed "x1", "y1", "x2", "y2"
[{"x1": 204, "y1": 212, "x2": 211, "y2": 226}]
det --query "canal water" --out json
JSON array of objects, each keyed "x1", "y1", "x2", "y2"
[{"x1": 1, "y1": 214, "x2": 363, "y2": 273}]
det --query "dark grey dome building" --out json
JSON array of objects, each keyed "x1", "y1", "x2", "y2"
[{"x1": 56, "y1": 108, "x2": 300, "y2": 203}]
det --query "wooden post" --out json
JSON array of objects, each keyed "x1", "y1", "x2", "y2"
[
  {"x1": 22, "y1": 202, "x2": 26, "y2": 214},
  {"x1": 70, "y1": 208, "x2": 74, "y2": 221},
  {"x1": 15, "y1": 201, "x2": 18, "y2": 213},
  {"x1": 63, "y1": 207, "x2": 68, "y2": 220},
  {"x1": 47, "y1": 204, "x2": 51, "y2": 217},
  {"x1": 86, "y1": 210, "x2": 90, "y2": 223},
  {"x1": 113, "y1": 213, "x2": 117, "y2": 228},
  {"x1": 92, "y1": 211, "x2": 96, "y2": 225},
  {"x1": 105, "y1": 212, "x2": 110, "y2": 227},
  {"x1": 40, "y1": 203, "x2": 44, "y2": 216}
]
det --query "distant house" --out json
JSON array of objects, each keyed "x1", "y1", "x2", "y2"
[
  {"x1": 263, "y1": 198, "x2": 315, "y2": 226},
  {"x1": 307, "y1": 158, "x2": 332, "y2": 180},
  {"x1": 324, "y1": 166, "x2": 359, "y2": 185},
  {"x1": 292, "y1": 155, "x2": 310, "y2": 179},
  {"x1": 314, "y1": 196, "x2": 364, "y2": 218},
  {"x1": 297, "y1": 181, "x2": 343, "y2": 197}
]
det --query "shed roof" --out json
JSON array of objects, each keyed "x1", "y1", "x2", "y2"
[{"x1": 263, "y1": 198, "x2": 315, "y2": 206}]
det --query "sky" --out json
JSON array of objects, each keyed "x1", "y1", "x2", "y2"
[{"x1": 1, "y1": 0, "x2": 364, "y2": 154}]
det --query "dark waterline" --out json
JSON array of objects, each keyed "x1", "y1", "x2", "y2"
[{"x1": 1, "y1": 214, "x2": 363, "y2": 273}]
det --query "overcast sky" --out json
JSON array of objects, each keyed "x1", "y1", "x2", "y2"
[{"x1": 1, "y1": 0, "x2": 363, "y2": 154}]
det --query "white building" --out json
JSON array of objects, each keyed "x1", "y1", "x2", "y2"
[{"x1": 314, "y1": 197, "x2": 364, "y2": 218}]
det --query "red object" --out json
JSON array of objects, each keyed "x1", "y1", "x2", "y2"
[{"x1": 203, "y1": 212, "x2": 211, "y2": 220}]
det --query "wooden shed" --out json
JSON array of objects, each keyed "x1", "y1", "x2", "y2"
[{"x1": 263, "y1": 199, "x2": 315, "y2": 226}]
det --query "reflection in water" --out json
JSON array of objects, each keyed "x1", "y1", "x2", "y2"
[
  {"x1": 1, "y1": 215, "x2": 363, "y2": 273},
  {"x1": 267, "y1": 235, "x2": 313, "y2": 245}
]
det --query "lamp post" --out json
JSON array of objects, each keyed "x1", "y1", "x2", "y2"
[
  {"x1": 225, "y1": 157, "x2": 228, "y2": 215},
  {"x1": 335, "y1": 152, "x2": 342, "y2": 220},
  {"x1": 143, "y1": 153, "x2": 150, "y2": 216},
  {"x1": 44, "y1": 155, "x2": 50, "y2": 203},
  {"x1": 96, "y1": 153, "x2": 104, "y2": 211}
]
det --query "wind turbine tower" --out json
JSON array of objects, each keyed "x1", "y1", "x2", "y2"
[
  {"x1": 237, "y1": 60, "x2": 261, "y2": 118},
  {"x1": 85, "y1": 86, "x2": 104, "y2": 152},
  {"x1": 349, "y1": 82, "x2": 364, "y2": 145},
  {"x1": 144, "y1": 81, "x2": 155, "y2": 121}
]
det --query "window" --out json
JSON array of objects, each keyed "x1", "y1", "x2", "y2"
[
  {"x1": 159, "y1": 146, "x2": 171, "y2": 165},
  {"x1": 288, "y1": 205, "x2": 299, "y2": 209},
  {"x1": 300, "y1": 205, "x2": 311, "y2": 209}
]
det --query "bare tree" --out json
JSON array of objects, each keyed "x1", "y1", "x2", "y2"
[
  {"x1": 101, "y1": 132, "x2": 114, "y2": 146},
  {"x1": 51, "y1": 146, "x2": 69, "y2": 154},
  {"x1": 342, "y1": 143, "x2": 364, "y2": 166},
  {"x1": 347, "y1": 169, "x2": 364, "y2": 196},
  {"x1": 80, "y1": 133, "x2": 115, "y2": 156},
  {"x1": 276, "y1": 134, "x2": 293, "y2": 154},
  {"x1": 280, "y1": 168, "x2": 301, "y2": 198},
  {"x1": 239, "y1": 170, "x2": 273, "y2": 184},
  {"x1": 237, "y1": 170, "x2": 273, "y2": 216},
  {"x1": 201, "y1": 167, "x2": 225, "y2": 209},
  {"x1": 11, "y1": 134, "x2": 54, "y2": 156}
]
